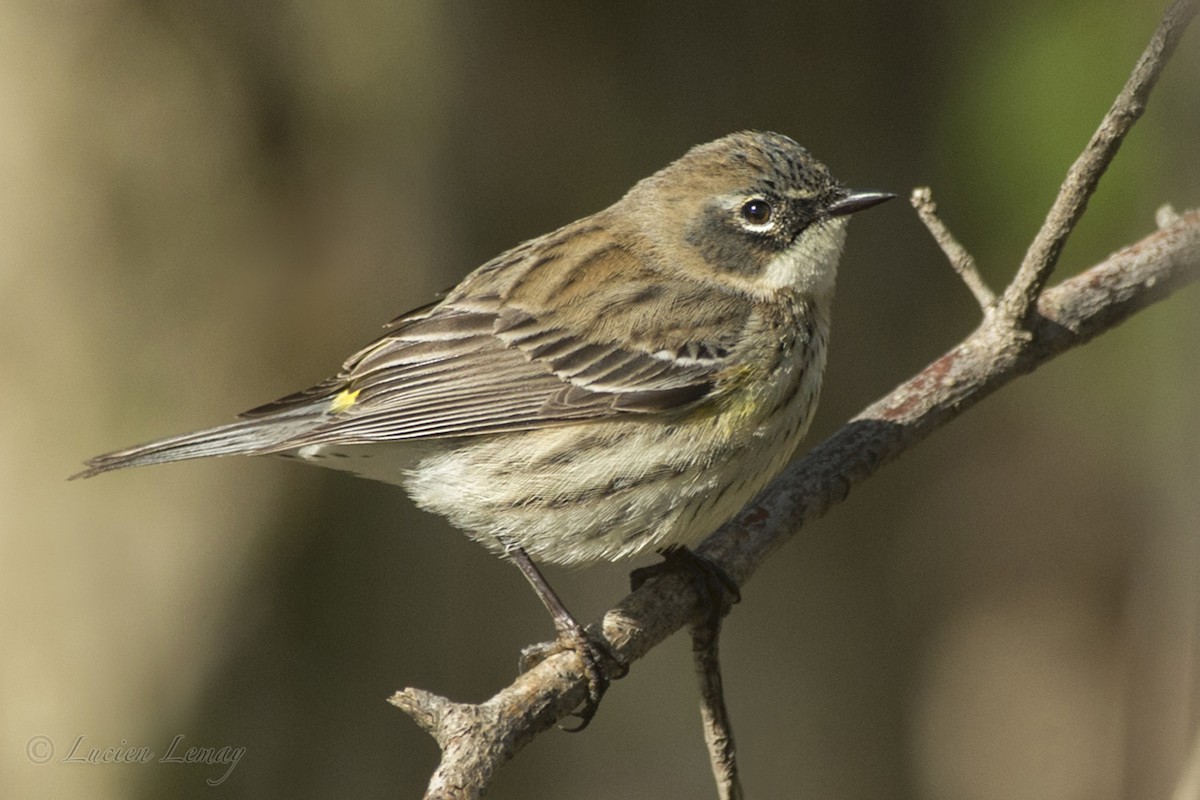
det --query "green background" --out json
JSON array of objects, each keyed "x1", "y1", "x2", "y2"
[{"x1": 4, "y1": 1, "x2": 1198, "y2": 797}]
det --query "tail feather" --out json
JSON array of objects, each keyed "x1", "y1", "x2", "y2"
[{"x1": 72, "y1": 411, "x2": 324, "y2": 480}]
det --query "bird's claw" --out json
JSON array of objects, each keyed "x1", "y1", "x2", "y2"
[{"x1": 520, "y1": 622, "x2": 627, "y2": 731}]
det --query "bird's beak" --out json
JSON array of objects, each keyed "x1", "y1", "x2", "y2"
[{"x1": 828, "y1": 190, "x2": 895, "y2": 217}]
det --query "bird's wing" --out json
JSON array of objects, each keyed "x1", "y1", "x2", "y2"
[{"x1": 242, "y1": 240, "x2": 753, "y2": 444}]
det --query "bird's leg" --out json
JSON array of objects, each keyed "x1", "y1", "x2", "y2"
[{"x1": 503, "y1": 539, "x2": 627, "y2": 731}]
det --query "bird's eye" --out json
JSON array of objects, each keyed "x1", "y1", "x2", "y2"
[{"x1": 740, "y1": 199, "x2": 773, "y2": 226}]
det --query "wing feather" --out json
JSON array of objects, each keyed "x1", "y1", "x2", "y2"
[{"x1": 243, "y1": 235, "x2": 754, "y2": 445}]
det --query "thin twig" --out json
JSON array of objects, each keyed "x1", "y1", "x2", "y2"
[
  {"x1": 999, "y1": 0, "x2": 1198, "y2": 324},
  {"x1": 1158, "y1": 203, "x2": 1185, "y2": 229},
  {"x1": 911, "y1": 186, "x2": 996, "y2": 311},
  {"x1": 691, "y1": 615, "x2": 743, "y2": 800}
]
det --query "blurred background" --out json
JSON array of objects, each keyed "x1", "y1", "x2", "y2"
[{"x1": 3, "y1": 0, "x2": 1198, "y2": 797}]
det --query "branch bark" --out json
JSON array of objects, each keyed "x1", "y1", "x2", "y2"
[{"x1": 391, "y1": 2, "x2": 1200, "y2": 795}]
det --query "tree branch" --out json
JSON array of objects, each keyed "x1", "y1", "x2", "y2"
[
  {"x1": 999, "y1": 0, "x2": 1198, "y2": 324},
  {"x1": 391, "y1": 3, "x2": 1200, "y2": 794},
  {"x1": 393, "y1": 208, "x2": 1200, "y2": 798},
  {"x1": 690, "y1": 615, "x2": 743, "y2": 800},
  {"x1": 911, "y1": 186, "x2": 996, "y2": 312}
]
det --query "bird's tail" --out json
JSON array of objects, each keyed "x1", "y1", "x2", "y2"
[{"x1": 72, "y1": 408, "x2": 325, "y2": 480}]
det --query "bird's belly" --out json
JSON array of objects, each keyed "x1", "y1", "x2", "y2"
[{"x1": 405, "y1": 363, "x2": 822, "y2": 566}]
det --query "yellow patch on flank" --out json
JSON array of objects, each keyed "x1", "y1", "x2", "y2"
[{"x1": 330, "y1": 388, "x2": 361, "y2": 413}]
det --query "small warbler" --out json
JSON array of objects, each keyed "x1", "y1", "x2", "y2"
[{"x1": 77, "y1": 131, "x2": 891, "y2": 719}]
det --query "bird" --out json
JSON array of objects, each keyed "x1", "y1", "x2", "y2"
[{"x1": 76, "y1": 130, "x2": 892, "y2": 723}]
